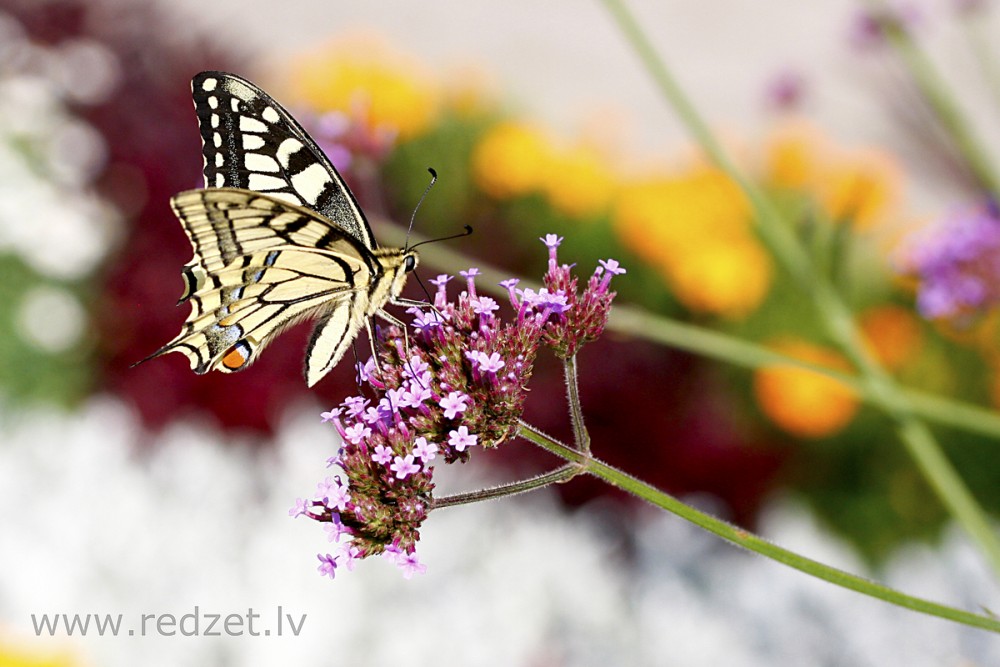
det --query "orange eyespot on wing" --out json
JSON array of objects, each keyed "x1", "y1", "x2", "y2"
[{"x1": 221, "y1": 339, "x2": 254, "y2": 371}]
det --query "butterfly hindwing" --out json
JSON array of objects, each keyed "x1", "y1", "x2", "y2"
[
  {"x1": 146, "y1": 189, "x2": 377, "y2": 382},
  {"x1": 191, "y1": 70, "x2": 377, "y2": 250}
]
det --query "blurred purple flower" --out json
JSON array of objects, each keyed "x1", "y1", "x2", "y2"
[{"x1": 900, "y1": 202, "x2": 1000, "y2": 320}]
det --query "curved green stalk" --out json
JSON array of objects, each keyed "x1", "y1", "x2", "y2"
[
  {"x1": 599, "y1": 0, "x2": 1000, "y2": 576},
  {"x1": 517, "y1": 421, "x2": 1000, "y2": 633}
]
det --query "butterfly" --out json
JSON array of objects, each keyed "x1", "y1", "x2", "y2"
[{"x1": 140, "y1": 71, "x2": 422, "y2": 387}]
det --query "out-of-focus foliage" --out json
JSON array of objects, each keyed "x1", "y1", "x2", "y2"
[{"x1": 8, "y1": 2, "x2": 1000, "y2": 562}]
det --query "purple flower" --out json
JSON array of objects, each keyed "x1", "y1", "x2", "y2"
[
  {"x1": 409, "y1": 308, "x2": 444, "y2": 331},
  {"x1": 765, "y1": 69, "x2": 806, "y2": 111},
  {"x1": 900, "y1": 203, "x2": 1000, "y2": 320},
  {"x1": 343, "y1": 423, "x2": 372, "y2": 445},
  {"x1": 448, "y1": 426, "x2": 478, "y2": 452},
  {"x1": 339, "y1": 544, "x2": 363, "y2": 571},
  {"x1": 326, "y1": 483, "x2": 351, "y2": 512},
  {"x1": 342, "y1": 396, "x2": 370, "y2": 418},
  {"x1": 467, "y1": 350, "x2": 505, "y2": 374},
  {"x1": 597, "y1": 258, "x2": 627, "y2": 291},
  {"x1": 356, "y1": 358, "x2": 376, "y2": 383},
  {"x1": 289, "y1": 498, "x2": 311, "y2": 518},
  {"x1": 412, "y1": 436, "x2": 438, "y2": 462},
  {"x1": 540, "y1": 234, "x2": 563, "y2": 249},
  {"x1": 460, "y1": 268, "x2": 481, "y2": 297},
  {"x1": 320, "y1": 408, "x2": 340, "y2": 423},
  {"x1": 372, "y1": 444, "x2": 393, "y2": 465},
  {"x1": 390, "y1": 454, "x2": 421, "y2": 479},
  {"x1": 471, "y1": 295, "x2": 499, "y2": 316},
  {"x1": 397, "y1": 551, "x2": 427, "y2": 579},
  {"x1": 439, "y1": 391, "x2": 470, "y2": 419},
  {"x1": 403, "y1": 355, "x2": 429, "y2": 380},
  {"x1": 523, "y1": 287, "x2": 571, "y2": 315},
  {"x1": 316, "y1": 476, "x2": 339, "y2": 502},
  {"x1": 317, "y1": 553, "x2": 340, "y2": 579},
  {"x1": 324, "y1": 515, "x2": 350, "y2": 542},
  {"x1": 429, "y1": 274, "x2": 452, "y2": 288}
]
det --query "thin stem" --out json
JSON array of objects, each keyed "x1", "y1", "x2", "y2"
[
  {"x1": 563, "y1": 355, "x2": 591, "y2": 453},
  {"x1": 517, "y1": 421, "x2": 1000, "y2": 634},
  {"x1": 429, "y1": 462, "x2": 580, "y2": 510},
  {"x1": 600, "y1": 0, "x2": 1000, "y2": 578},
  {"x1": 869, "y1": 0, "x2": 1000, "y2": 196}
]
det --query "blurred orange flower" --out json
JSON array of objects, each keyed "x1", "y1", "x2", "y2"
[
  {"x1": 754, "y1": 339, "x2": 859, "y2": 438},
  {"x1": 764, "y1": 121, "x2": 903, "y2": 230},
  {"x1": 859, "y1": 305, "x2": 923, "y2": 370},
  {"x1": 290, "y1": 34, "x2": 439, "y2": 140}
]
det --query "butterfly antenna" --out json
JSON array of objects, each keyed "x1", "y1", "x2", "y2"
[
  {"x1": 413, "y1": 271, "x2": 434, "y2": 304},
  {"x1": 409, "y1": 225, "x2": 473, "y2": 251},
  {"x1": 405, "y1": 167, "x2": 438, "y2": 251}
]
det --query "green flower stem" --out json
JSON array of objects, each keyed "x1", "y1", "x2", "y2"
[
  {"x1": 869, "y1": 0, "x2": 1000, "y2": 196},
  {"x1": 430, "y1": 462, "x2": 580, "y2": 510},
  {"x1": 380, "y1": 221, "x2": 1000, "y2": 440},
  {"x1": 563, "y1": 355, "x2": 591, "y2": 453},
  {"x1": 600, "y1": 0, "x2": 1000, "y2": 576},
  {"x1": 516, "y1": 420, "x2": 1000, "y2": 633}
]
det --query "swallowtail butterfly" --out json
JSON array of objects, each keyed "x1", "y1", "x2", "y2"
[{"x1": 141, "y1": 71, "x2": 419, "y2": 387}]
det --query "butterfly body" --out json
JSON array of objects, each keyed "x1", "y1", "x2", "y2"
[{"x1": 142, "y1": 72, "x2": 418, "y2": 387}]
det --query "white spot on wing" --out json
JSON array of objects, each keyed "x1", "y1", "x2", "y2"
[
  {"x1": 230, "y1": 98, "x2": 240, "y2": 112},
  {"x1": 210, "y1": 114, "x2": 219, "y2": 128},
  {"x1": 269, "y1": 191, "x2": 303, "y2": 206},
  {"x1": 262, "y1": 106, "x2": 280, "y2": 123},
  {"x1": 244, "y1": 153, "x2": 280, "y2": 173},
  {"x1": 242, "y1": 135, "x2": 265, "y2": 150},
  {"x1": 276, "y1": 138, "x2": 304, "y2": 168},
  {"x1": 291, "y1": 163, "x2": 332, "y2": 205},
  {"x1": 215, "y1": 152, "x2": 223, "y2": 167},
  {"x1": 208, "y1": 96, "x2": 218, "y2": 109},
  {"x1": 215, "y1": 173, "x2": 225, "y2": 186},
  {"x1": 240, "y1": 116, "x2": 267, "y2": 133},
  {"x1": 201, "y1": 77, "x2": 217, "y2": 91},
  {"x1": 248, "y1": 174, "x2": 287, "y2": 191},
  {"x1": 213, "y1": 133, "x2": 222, "y2": 148}
]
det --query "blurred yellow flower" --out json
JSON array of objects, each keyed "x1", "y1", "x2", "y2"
[
  {"x1": 764, "y1": 120, "x2": 829, "y2": 190},
  {"x1": 754, "y1": 340, "x2": 859, "y2": 438},
  {"x1": 668, "y1": 240, "x2": 772, "y2": 316},
  {"x1": 614, "y1": 165, "x2": 770, "y2": 316},
  {"x1": 816, "y1": 147, "x2": 903, "y2": 230},
  {"x1": 0, "y1": 640, "x2": 76, "y2": 667},
  {"x1": 541, "y1": 144, "x2": 616, "y2": 219},
  {"x1": 859, "y1": 305, "x2": 922, "y2": 371},
  {"x1": 471, "y1": 121, "x2": 551, "y2": 199},
  {"x1": 290, "y1": 35, "x2": 439, "y2": 140}
]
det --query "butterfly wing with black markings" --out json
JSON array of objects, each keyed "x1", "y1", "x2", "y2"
[
  {"x1": 191, "y1": 70, "x2": 377, "y2": 250},
  {"x1": 142, "y1": 188, "x2": 379, "y2": 386}
]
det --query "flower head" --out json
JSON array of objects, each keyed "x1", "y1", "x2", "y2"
[{"x1": 295, "y1": 236, "x2": 622, "y2": 577}]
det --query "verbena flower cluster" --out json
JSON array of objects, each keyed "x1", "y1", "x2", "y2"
[
  {"x1": 291, "y1": 235, "x2": 624, "y2": 579},
  {"x1": 900, "y1": 202, "x2": 1000, "y2": 321}
]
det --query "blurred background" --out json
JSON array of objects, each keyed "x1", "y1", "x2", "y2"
[{"x1": 3, "y1": 0, "x2": 1000, "y2": 664}]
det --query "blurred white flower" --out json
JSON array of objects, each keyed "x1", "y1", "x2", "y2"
[
  {"x1": 0, "y1": 399, "x2": 998, "y2": 666},
  {"x1": 0, "y1": 12, "x2": 119, "y2": 282},
  {"x1": 15, "y1": 285, "x2": 87, "y2": 353}
]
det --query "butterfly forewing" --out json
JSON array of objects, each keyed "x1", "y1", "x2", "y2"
[{"x1": 192, "y1": 71, "x2": 377, "y2": 250}]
